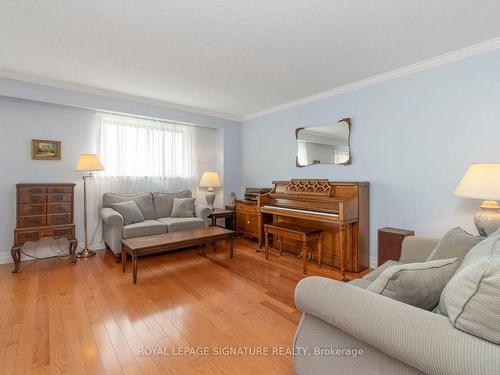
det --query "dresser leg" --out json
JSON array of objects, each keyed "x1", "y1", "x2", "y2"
[
  {"x1": 11, "y1": 246, "x2": 21, "y2": 273},
  {"x1": 69, "y1": 239, "x2": 78, "y2": 263}
]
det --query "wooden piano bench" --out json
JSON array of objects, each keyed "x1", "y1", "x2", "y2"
[{"x1": 264, "y1": 222, "x2": 323, "y2": 274}]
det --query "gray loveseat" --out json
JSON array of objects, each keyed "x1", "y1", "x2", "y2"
[
  {"x1": 100, "y1": 191, "x2": 210, "y2": 255},
  {"x1": 293, "y1": 236, "x2": 500, "y2": 375}
]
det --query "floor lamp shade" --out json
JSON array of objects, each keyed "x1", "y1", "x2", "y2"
[
  {"x1": 199, "y1": 172, "x2": 221, "y2": 209},
  {"x1": 75, "y1": 154, "x2": 104, "y2": 258},
  {"x1": 75, "y1": 154, "x2": 105, "y2": 172},
  {"x1": 454, "y1": 163, "x2": 500, "y2": 236}
]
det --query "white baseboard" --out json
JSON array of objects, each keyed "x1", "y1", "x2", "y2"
[
  {"x1": 369, "y1": 256, "x2": 378, "y2": 270},
  {"x1": 0, "y1": 252, "x2": 13, "y2": 265}
]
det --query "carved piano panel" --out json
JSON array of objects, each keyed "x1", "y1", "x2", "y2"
[{"x1": 258, "y1": 179, "x2": 369, "y2": 274}]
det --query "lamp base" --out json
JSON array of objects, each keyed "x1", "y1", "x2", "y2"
[
  {"x1": 205, "y1": 191, "x2": 216, "y2": 209},
  {"x1": 474, "y1": 200, "x2": 500, "y2": 236},
  {"x1": 76, "y1": 248, "x2": 96, "y2": 258}
]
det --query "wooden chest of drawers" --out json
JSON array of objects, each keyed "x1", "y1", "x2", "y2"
[
  {"x1": 14, "y1": 183, "x2": 76, "y2": 246},
  {"x1": 236, "y1": 200, "x2": 259, "y2": 239}
]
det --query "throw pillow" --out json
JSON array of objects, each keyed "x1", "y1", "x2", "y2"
[
  {"x1": 425, "y1": 227, "x2": 483, "y2": 262},
  {"x1": 170, "y1": 198, "x2": 195, "y2": 218},
  {"x1": 111, "y1": 200, "x2": 145, "y2": 226},
  {"x1": 367, "y1": 258, "x2": 460, "y2": 310},
  {"x1": 437, "y1": 257, "x2": 500, "y2": 344}
]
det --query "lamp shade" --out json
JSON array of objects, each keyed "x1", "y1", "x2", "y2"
[
  {"x1": 75, "y1": 154, "x2": 104, "y2": 172},
  {"x1": 454, "y1": 163, "x2": 500, "y2": 200},
  {"x1": 199, "y1": 171, "x2": 221, "y2": 187}
]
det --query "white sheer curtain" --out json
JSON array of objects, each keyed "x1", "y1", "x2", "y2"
[{"x1": 87, "y1": 112, "x2": 198, "y2": 246}]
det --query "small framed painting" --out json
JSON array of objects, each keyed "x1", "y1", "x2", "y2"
[{"x1": 31, "y1": 139, "x2": 61, "y2": 160}]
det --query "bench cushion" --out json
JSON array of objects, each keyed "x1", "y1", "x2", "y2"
[
  {"x1": 123, "y1": 220, "x2": 167, "y2": 239},
  {"x1": 157, "y1": 217, "x2": 205, "y2": 232}
]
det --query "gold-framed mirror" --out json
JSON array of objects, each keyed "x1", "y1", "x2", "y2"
[{"x1": 295, "y1": 118, "x2": 351, "y2": 167}]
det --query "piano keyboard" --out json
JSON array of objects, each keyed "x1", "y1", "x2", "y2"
[{"x1": 261, "y1": 205, "x2": 339, "y2": 218}]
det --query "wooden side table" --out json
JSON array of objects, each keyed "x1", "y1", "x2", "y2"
[
  {"x1": 377, "y1": 227, "x2": 414, "y2": 266},
  {"x1": 208, "y1": 208, "x2": 237, "y2": 234}
]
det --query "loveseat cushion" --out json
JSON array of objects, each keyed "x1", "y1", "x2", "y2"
[
  {"x1": 367, "y1": 258, "x2": 459, "y2": 310},
  {"x1": 157, "y1": 217, "x2": 205, "y2": 232},
  {"x1": 438, "y1": 258, "x2": 500, "y2": 344},
  {"x1": 122, "y1": 220, "x2": 167, "y2": 238},
  {"x1": 457, "y1": 227, "x2": 500, "y2": 271},
  {"x1": 425, "y1": 226, "x2": 483, "y2": 262},
  {"x1": 103, "y1": 192, "x2": 155, "y2": 220},
  {"x1": 170, "y1": 198, "x2": 195, "y2": 218},
  {"x1": 111, "y1": 200, "x2": 144, "y2": 225},
  {"x1": 362, "y1": 260, "x2": 403, "y2": 282},
  {"x1": 153, "y1": 190, "x2": 192, "y2": 219}
]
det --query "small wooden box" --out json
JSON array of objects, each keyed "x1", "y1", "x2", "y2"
[{"x1": 377, "y1": 227, "x2": 414, "y2": 266}]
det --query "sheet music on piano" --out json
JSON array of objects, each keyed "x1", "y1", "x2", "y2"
[{"x1": 257, "y1": 179, "x2": 370, "y2": 277}]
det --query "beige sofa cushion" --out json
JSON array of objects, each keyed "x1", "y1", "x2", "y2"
[
  {"x1": 153, "y1": 190, "x2": 192, "y2": 219},
  {"x1": 157, "y1": 217, "x2": 205, "y2": 233},
  {"x1": 170, "y1": 198, "x2": 195, "y2": 218},
  {"x1": 457, "y1": 228, "x2": 500, "y2": 271},
  {"x1": 122, "y1": 220, "x2": 167, "y2": 239},
  {"x1": 362, "y1": 260, "x2": 403, "y2": 282},
  {"x1": 103, "y1": 192, "x2": 155, "y2": 220},
  {"x1": 425, "y1": 227, "x2": 483, "y2": 262},
  {"x1": 438, "y1": 257, "x2": 500, "y2": 344},
  {"x1": 368, "y1": 258, "x2": 459, "y2": 310},
  {"x1": 111, "y1": 201, "x2": 144, "y2": 226},
  {"x1": 348, "y1": 278, "x2": 373, "y2": 289}
]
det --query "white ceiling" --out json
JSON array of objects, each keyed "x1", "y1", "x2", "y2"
[{"x1": 1, "y1": 0, "x2": 500, "y2": 120}]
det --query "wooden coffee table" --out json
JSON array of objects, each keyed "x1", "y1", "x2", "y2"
[{"x1": 121, "y1": 226, "x2": 235, "y2": 284}]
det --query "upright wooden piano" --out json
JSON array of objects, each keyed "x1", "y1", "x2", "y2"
[{"x1": 258, "y1": 179, "x2": 369, "y2": 275}]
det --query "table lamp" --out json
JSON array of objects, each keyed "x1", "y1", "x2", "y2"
[
  {"x1": 454, "y1": 163, "x2": 500, "y2": 236},
  {"x1": 75, "y1": 154, "x2": 105, "y2": 258},
  {"x1": 199, "y1": 171, "x2": 221, "y2": 210}
]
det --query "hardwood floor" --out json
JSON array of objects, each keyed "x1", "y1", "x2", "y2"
[{"x1": 0, "y1": 238, "x2": 367, "y2": 375}]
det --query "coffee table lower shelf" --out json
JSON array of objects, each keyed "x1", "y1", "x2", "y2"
[{"x1": 121, "y1": 227, "x2": 235, "y2": 284}]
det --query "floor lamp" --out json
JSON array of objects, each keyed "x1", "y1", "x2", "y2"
[{"x1": 75, "y1": 154, "x2": 104, "y2": 258}]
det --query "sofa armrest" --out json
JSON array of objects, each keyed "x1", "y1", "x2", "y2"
[
  {"x1": 398, "y1": 236, "x2": 439, "y2": 263},
  {"x1": 195, "y1": 204, "x2": 211, "y2": 221},
  {"x1": 295, "y1": 276, "x2": 500, "y2": 375},
  {"x1": 100, "y1": 207, "x2": 124, "y2": 226}
]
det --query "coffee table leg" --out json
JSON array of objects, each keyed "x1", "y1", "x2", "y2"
[
  {"x1": 132, "y1": 252, "x2": 138, "y2": 284},
  {"x1": 122, "y1": 250, "x2": 127, "y2": 273},
  {"x1": 212, "y1": 241, "x2": 216, "y2": 252},
  {"x1": 230, "y1": 237, "x2": 234, "y2": 259}
]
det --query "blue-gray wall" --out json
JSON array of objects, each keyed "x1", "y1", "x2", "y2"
[{"x1": 241, "y1": 48, "x2": 500, "y2": 264}]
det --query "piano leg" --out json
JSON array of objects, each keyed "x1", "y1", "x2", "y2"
[
  {"x1": 339, "y1": 224, "x2": 348, "y2": 281},
  {"x1": 279, "y1": 236, "x2": 283, "y2": 256},
  {"x1": 318, "y1": 232, "x2": 323, "y2": 268},
  {"x1": 265, "y1": 229, "x2": 269, "y2": 260}
]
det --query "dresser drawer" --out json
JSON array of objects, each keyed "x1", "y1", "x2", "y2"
[
  {"x1": 19, "y1": 194, "x2": 46, "y2": 204},
  {"x1": 47, "y1": 186, "x2": 73, "y2": 194},
  {"x1": 47, "y1": 213, "x2": 72, "y2": 225},
  {"x1": 47, "y1": 193, "x2": 72, "y2": 203},
  {"x1": 47, "y1": 203, "x2": 72, "y2": 214},
  {"x1": 53, "y1": 227, "x2": 74, "y2": 238},
  {"x1": 15, "y1": 230, "x2": 40, "y2": 244},
  {"x1": 19, "y1": 187, "x2": 46, "y2": 195},
  {"x1": 236, "y1": 202, "x2": 258, "y2": 213},
  {"x1": 18, "y1": 215, "x2": 46, "y2": 227},
  {"x1": 19, "y1": 204, "x2": 46, "y2": 216}
]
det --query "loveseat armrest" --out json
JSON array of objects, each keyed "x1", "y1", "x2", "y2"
[
  {"x1": 195, "y1": 204, "x2": 211, "y2": 221},
  {"x1": 295, "y1": 276, "x2": 500, "y2": 375},
  {"x1": 100, "y1": 207, "x2": 124, "y2": 226},
  {"x1": 398, "y1": 236, "x2": 439, "y2": 263}
]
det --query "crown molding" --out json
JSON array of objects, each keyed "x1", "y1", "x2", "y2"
[
  {"x1": 243, "y1": 36, "x2": 500, "y2": 121},
  {"x1": 0, "y1": 70, "x2": 242, "y2": 122}
]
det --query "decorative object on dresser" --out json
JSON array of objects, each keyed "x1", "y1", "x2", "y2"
[
  {"x1": 377, "y1": 227, "x2": 414, "y2": 266},
  {"x1": 31, "y1": 139, "x2": 61, "y2": 160},
  {"x1": 295, "y1": 118, "x2": 351, "y2": 167},
  {"x1": 199, "y1": 171, "x2": 221, "y2": 210},
  {"x1": 264, "y1": 222, "x2": 323, "y2": 274},
  {"x1": 453, "y1": 163, "x2": 500, "y2": 236},
  {"x1": 208, "y1": 208, "x2": 237, "y2": 232},
  {"x1": 75, "y1": 154, "x2": 105, "y2": 258},
  {"x1": 258, "y1": 179, "x2": 369, "y2": 280},
  {"x1": 12, "y1": 183, "x2": 77, "y2": 273}
]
